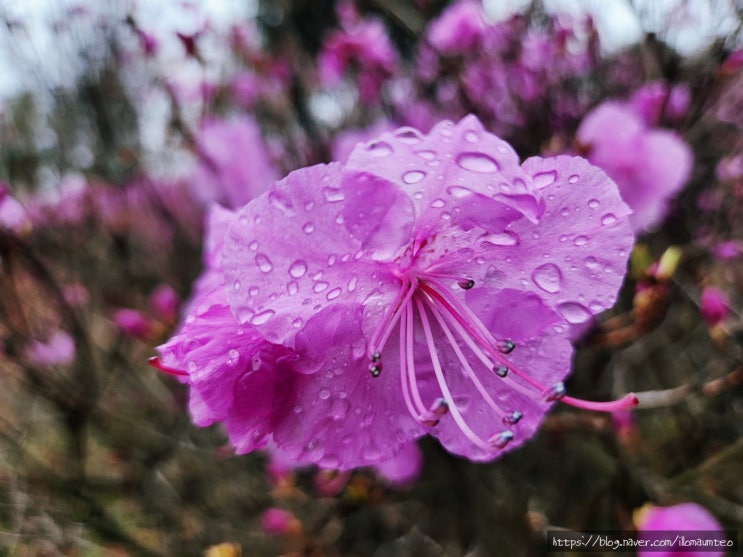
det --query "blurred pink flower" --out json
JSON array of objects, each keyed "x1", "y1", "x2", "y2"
[
  {"x1": 260, "y1": 508, "x2": 298, "y2": 536},
  {"x1": 577, "y1": 101, "x2": 693, "y2": 233},
  {"x1": 637, "y1": 503, "x2": 725, "y2": 557},
  {"x1": 318, "y1": 17, "x2": 398, "y2": 104},
  {"x1": 26, "y1": 330, "x2": 75, "y2": 367},
  {"x1": 189, "y1": 117, "x2": 278, "y2": 209},
  {"x1": 426, "y1": 0, "x2": 489, "y2": 55},
  {"x1": 0, "y1": 182, "x2": 31, "y2": 234},
  {"x1": 112, "y1": 308, "x2": 153, "y2": 341},
  {"x1": 149, "y1": 284, "x2": 179, "y2": 324},
  {"x1": 699, "y1": 286, "x2": 729, "y2": 327}
]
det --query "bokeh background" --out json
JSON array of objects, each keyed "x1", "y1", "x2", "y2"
[{"x1": 0, "y1": 0, "x2": 742, "y2": 555}]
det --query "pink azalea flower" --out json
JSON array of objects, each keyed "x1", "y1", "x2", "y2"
[
  {"x1": 699, "y1": 286, "x2": 729, "y2": 327},
  {"x1": 112, "y1": 308, "x2": 153, "y2": 341},
  {"x1": 189, "y1": 117, "x2": 278, "y2": 209},
  {"x1": 260, "y1": 507, "x2": 298, "y2": 535},
  {"x1": 577, "y1": 101, "x2": 693, "y2": 233},
  {"x1": 318, "y1": 17, "x2": 398, "y2": 104},
  {"x1": 0, "y1": 182, "x2": 31, "y2": 234},
  {"x1": 637, "y1": 503, "x2": 725, "y2": 557},
  {"x1": 156, "y1": 116, "x2": 636, "y2": 469},
  {"x1": 26, "y1": 330, "x2": 75, "y2": 367},
  {"x1": 425, "y1": 0, "x2": 489, "y2": 55},
  {"x1": 149, "y1": 283, "x2": 179, "y2": 324}
]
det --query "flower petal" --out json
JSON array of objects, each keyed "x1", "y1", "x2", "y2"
[
  {"x1": 491, "y1": 155, "x2": 634, "y2": 324},
  {"x1": 345, "y1": 115, "x2": 543, "y2": 241},
  {"x1": 269, "y1": 303, "x2": 426, "y2": 469},
  {"x1": 424, "y1": 288, "x2": 572, "y2": 461},
  {"x1": 223, "y1": 163, "x2": 393, "y2": 347}
]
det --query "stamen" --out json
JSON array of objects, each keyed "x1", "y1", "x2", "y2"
[
  {"x1": 424, "y1": 296, "x2": 507, "y2": 417},
  {"x1": 457, "y1": 279, "x2": 475, "y2": 290},
  {"x1": 148, "y1": 356, "x2": 188, "y2": 377},
  {"x1": 402, "y1": 299, "x2": 436, "y2": 424},
  {"x1": 369, "y1": 363, "x2": 382, "y2": 377},
  {"x1": 543, "y1": 381, "x2": 567, "y2": 402},
  {"x1": 561, "y1": 392, "x2": 639, "y2": 412},
  {"x1": 488, "y1": 430, "x2": 514, "y2": 449},
  {"x1": 503, "y1": 410, "x2": 523, "y2": 425},
  {"x1": 494, "y1": 365, "x2": 509, "y2": 378},
  {"x1": 420, "y1": 398, "x2": 449, "y2": 426},
  {"x1": 370, "y1": 351, "x2": 381, "y2": 362},
  {"x1": 416, "y1": 296, "x2": 492, "y2": 451},
  {"x1": 496, "y1": 339, "x2": 516, "y2": 354},
  {"x1": 368, "y1": 277, "x2": 417, "y2": 364},
  {"x1": 399, "y1": 303, "x2": 425, "y2": 421}
]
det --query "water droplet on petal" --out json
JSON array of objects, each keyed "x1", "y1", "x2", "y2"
[
  {"x1": 323, "y1": 187, "x2": 345, "y2": 202},
  {"x1": 416, "y1": 149, "x2": 436, "y2": 160},
  {"x1": 464, "y1": 130, "x2": 479, "y2": 143},
  {"x1": 326, "y1": 287, "x2": 342, "y2": 300},
  {"x1": 532, "y1": 170, "x2": 557, "y2": 189},
  {"x1": 588, "y1": 199, "x2": 600, "y2": 208},
  {"x1": 367, "y1": 141, "x2": 392, "y2": 157},
  {"x1": 330, "y1": 398, "x2": 350, "y2": 420},
  {"x1": 573, "y1": 235, "x2": 588, "y2": 247},
  {"x1": 287, "y1": 281, "x2": 299, "y2": 295},
  {"x1": 585, "y1": 256, "x2": 599, "y2": 269},
  {"x1": 248, "y1": 241, "x2": 258, "y2": 251},
  {"x1": 395, "y1": 129, "x2": 421, "y2": 144},
  {"x1": 589, "y1": 300, "x2": 605, "y2": 312},
  {"x1": 347, "y1": 276, "x2": 357, "y2": 292},
  {"x1": 431, "y1": 198, "x2": 445, "y2": 208},
  {"x1": 531, "y1": 263, "x2": 563, "y2": 293},
  {"x1": 313, "y1": 281, "x2": 329, "y2": 293},
  {"x1": 568, "y1": 174, "x2": 579, "y2": 184},
  {"x1": 446, "y1": 185, "x2": 472, "y2": 198},
  {"x1": 233, "y1": 279, "x2": 241, "y2": 291},
  {"x1": 402, "y1": 170, "x2": 426, "y2": 184},
  {"x1": 248, "y1": 286, "x2": 260, "y2": 297},
  {"x1": 288, "y1": 259, "x2": 307, "y2": 278},
  {"x1": 302, "y1": 222, "x2": 315, "y2": 234},
  {"x1": 481, "y1": 231, "x2": 519, "y2": 246},
  {"x1": 292, "y1": 317, "x2": 304, "y2": 328},
  {"x1": 557, "y1": 302, "x2": 592, "y2": 324},
  {"x1": 227, "y1": 349, "x2": 239, "y2": 366},
  {"x1": 601, "y1": 213, "x2": 617, "y2": 225},
  {"x1": 319, "y1": 389, "x2": 331, "y2": 400},
  {"x1": 255, "y1": 253, "x2": 273, "y2": 273},
  {"x1": 236, "y1": 306, "x2": 254, "y2": 324},
  {"x1": 268, "y1": 191, "x2": 294, "y2": 215},
  {"x1": 251, "y1": 309, "x2": 275, "y2": 325},
  {"x1": 456, "y1": 152, "x2": 500, "y2": 173}
]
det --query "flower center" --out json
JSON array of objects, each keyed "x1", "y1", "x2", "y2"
[{"x1": 367, "y1": 273, "x2": 638, "y2": 453}]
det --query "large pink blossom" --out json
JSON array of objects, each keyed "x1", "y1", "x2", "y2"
[
  {"x1": 637, "y1": 503, "x2": 725, "y2": 557},
  {"x1": 157, "y1": 116, "x2": 635, "y2": 470},
  {"x1": 577, "y1": 100, "x2": 693, "y2": 233}
]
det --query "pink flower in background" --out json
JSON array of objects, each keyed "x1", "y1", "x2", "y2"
[
  {"x1": 630, "y1": 81, "x2": 690, "y2": 126},
  {"x1": 577, "y1": 100, "x2": 693, "y2": 233},
  {"x1": 189, "y1": 116, "x2": 278, "y2": 209},
  {"x1": 158, "y1": 116, "x2": 635, "y2": 470},
  {"x1": 260, "y1": 508, "x2": 298, "y2": 536},
  {"x1": 318, "y1": 17, "x2": 398, "y2": 104},
  {"x1": 699, "y1": 286, "x2": 729, "y2": 327},
  {"x1": 112, "y1": 308, "x2": 153, "y2": 341},
  {"x1": 425, "y1": 0, "x2": 489, "y2": 55},
  {"x1": 26, "y1": 330, "x2": 75, "y2": 367},
  {"x1": 637, "y1": 503, "x2": 725, "y2": 557},
  {"x1": 149, "y1": 283, "x2": 179, "y2": 324},
  {"x1": 0, "y1": 182, "x2": 31, "y2": 234}
]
